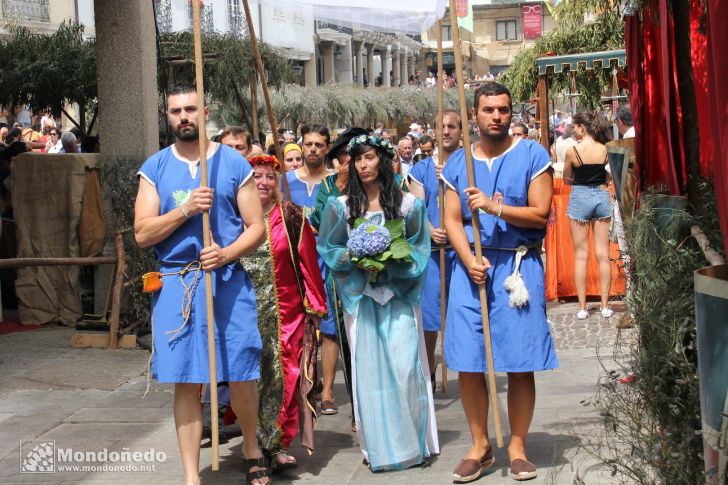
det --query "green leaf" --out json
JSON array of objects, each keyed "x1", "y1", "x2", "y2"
[
  {"x1": 385, "y1": 219, "x2": 404, "y2": 239},
  {"x1": 378, "y1": 250, "x2": 393, "y2": 261},
  {"x1": 354, "y1": 217, "x2": 368, "y2": 229},
  {"x1": 389, "y1": 239, "x2": 412, "y2": 259},
  {"x1": 358, "y1": 258, "x2": 385, "y2": 272}
]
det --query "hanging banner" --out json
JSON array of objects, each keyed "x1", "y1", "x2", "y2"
[
  {"x1": 456, "y1": 0, "x2": 473, "y2": 33},
  {"x1": 522, "y1": 4, "x2": 542, "y2": 40}
]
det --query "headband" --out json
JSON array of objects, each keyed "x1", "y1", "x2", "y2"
[
  {"x1": 283, "y1": 143, "x2": 301, "y2": 157},
  {"x1": 347, "y1": 135, "x2": 395, "y2": 158},
  {"x1": 248, "y1": 154, "x2": 281, "y2": 171}
]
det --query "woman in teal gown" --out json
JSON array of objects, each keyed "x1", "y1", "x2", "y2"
[{"x1": 317, "y1": 135, "x2": 439, "y2": 471}]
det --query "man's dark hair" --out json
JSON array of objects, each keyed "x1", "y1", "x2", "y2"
[
  {"x1": 300, "y1": 124, "x2": 330, "y2": 145},
  {"x1": 473, "y1": 82, "x2": 512, "y2": 112},
  {"x1": 220, "y1": 126, "x2": 252, "y2": 146},
  {"x1": 419, "y1": 135, "x2": 435, "y2": 147},
  {"x1": 615, "y1": 105, "x2": 633, "y2": 126},
  {"x1": 167, "y1": 83, "x2": 197, "y2": 98},
  {"x1": 513, "y1": 122, "x2": 528, "y2": 134}
]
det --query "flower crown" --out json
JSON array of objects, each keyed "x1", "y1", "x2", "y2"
[
  {"x1": 248, "y1": 154, "x2": 281, "y2": 171},
  {"x1": 347, "y1": 135, "x2": 395, "y2": 158}
]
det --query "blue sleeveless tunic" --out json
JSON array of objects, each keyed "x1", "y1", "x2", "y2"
[
  {"x1": 138, "y1": 144, "x2": 261, "y2": 383},
  {"x1": 440, "y1": 140, "x2": 559, "y2": 373},
  {"x1": 408, "y1": 157, "x2": 457, "y2": 333}
]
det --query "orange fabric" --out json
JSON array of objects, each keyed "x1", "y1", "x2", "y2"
[{"x1": 545, "y1": 178, "x2": 625, "y2": 300}]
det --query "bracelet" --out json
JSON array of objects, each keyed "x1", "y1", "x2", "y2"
[
  {"x1": 180, "y1": 204, "x2": 191, "y2": 219},
  {"x1": 496, "y1": 203, "x2": 503, "y2": 218}
]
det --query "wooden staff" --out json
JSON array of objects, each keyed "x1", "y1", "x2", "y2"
[
  {"x1": 241, "y1": 0, "x2": 291, "y2": 200},
  {"x1": 435, "y1": 19, "x2": 448, "y2": 394},
  {"x1": 191, "y1": 1, "x2": 220, "y2": 470},
  {"x1": 448, "y1": 0, "x2": 504, "y2": 448}
]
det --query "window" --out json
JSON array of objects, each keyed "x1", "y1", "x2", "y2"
[
  {"x1": 154, "y1": 0, "x2": 173, "y2": 33},
  {"x1": 496, "y1": 19, "x2": 517, "y2": 41},
  {"x1": 188, "y1": 1, "x2": 214, "y2": 33},
  {"x1": 441, "y1": 24, "x2": 452, "y2": 41},
  {"x1": 227, "y1": 0, "x2": 245, "y2": 37},
  {"x1": 2, "y1": 0, "x2": 49, "y2": 22}
]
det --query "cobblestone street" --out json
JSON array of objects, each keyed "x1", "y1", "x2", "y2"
[{"x1": 0, "y1": 299, "x2": 634, "y2": 484}]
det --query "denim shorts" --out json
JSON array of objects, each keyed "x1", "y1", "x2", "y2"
[{"x1": 567, "y1": 184, "x2": 612, "y2": 222}]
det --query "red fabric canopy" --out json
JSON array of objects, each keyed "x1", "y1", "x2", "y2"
[
  {"x1": 626, "y1": 0, "x2": 727, "y2": 251},
  {"x1": 707, "y1": 0, "x2": 728, "y2": 252}
]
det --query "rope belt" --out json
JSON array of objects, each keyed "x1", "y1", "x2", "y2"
[
  {"x1": 142, "y1": 260, "x2": 202, "y2": 398},
  {"x1": 470, "y1": 242, "x2": 542, "y2": 308}
]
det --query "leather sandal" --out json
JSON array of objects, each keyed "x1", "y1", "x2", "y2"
[
  {"x1": 320, "y1": 400, "x2": 338, "y2": 415},
  {"x1": 510, "y1": 458, "x2": 537, "y2": 481},
  {"x1": 245, "y1": 456, "x2": 272, "y2": 485},
  {"x1": 452, "y1": 449, "x2": 495, "y2": 483}
]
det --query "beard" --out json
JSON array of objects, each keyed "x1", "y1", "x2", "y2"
[
  {"x1": 304, "y1": 154, "x2": 324, "y2": 169},
  {"x1": 173, "y1": 123, "x2": 199, "y2": 142}
]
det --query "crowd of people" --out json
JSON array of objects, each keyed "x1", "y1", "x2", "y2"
[
  {"x1": 135, "y1": 80, "x2": 613, "y2": 485},
  {"x1": 0, "y1": 107, "x2": 99, "y2": 220}
]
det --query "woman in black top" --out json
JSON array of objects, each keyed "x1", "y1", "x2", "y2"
[{"x1": 562, "y1": 112, "x2": 614, "y2": 320}]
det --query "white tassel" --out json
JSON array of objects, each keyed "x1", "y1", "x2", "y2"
[{"x1": 504, "y1": 246, "x2": 529, "y2": 308}]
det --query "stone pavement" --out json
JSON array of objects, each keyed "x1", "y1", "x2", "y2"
[{"x1": 0, "y1": 300, "x2": 634, "y2": 484}]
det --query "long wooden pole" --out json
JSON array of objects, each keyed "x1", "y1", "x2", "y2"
[
  {"x1": 435, "y1": 20, "x2": 448, "y2": 394},
  {"x1": 191, "y1": 1, "x2": 220, "y2": 470},
  {"x1": 250, "y1": 73, "x2": 260, "y2": 143},
  {"x1": 448, "y1": 0, "x2": 504, "y2": 448},
  {"x1": 537, "y1": 74, "x2": 549, "y2": 151},
  {"x1": 241, "y1": 0, "x2": 290, "y2": 200}
]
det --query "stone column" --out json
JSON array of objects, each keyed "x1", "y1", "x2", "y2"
[
  {"x1": 322, "y1": 42, "x2": 335, "y2": 84},
  {"x1": 94, "y1": 0, "x2": 160, "y2": 314},
  {"x1": 381, "y1": 46, "x2": 391, "y2": 87},
  {"x1": 409, "y1": 56, "x2": 417, "y2": 81},
  {"x1": 366, "y1": 43, "x2": 374, "y2": 87},
  {"x1": 337, "y1": 39, "x2": 354, "y2": 84},
  {"x1": 400, "y1": 51, "x2": 407, "y2": 85},
  {"x1": 354, "y1": 41, "x2": 364, "y2": 87},
  {"x1": 392, "y1": 50, "x2": 400, "y2": 87},
  {"x1": 304, "y1": 51, "x2": 317, "y2": 87},
  {"x1": 95, "y1": 0, "x2": 158, "y2": 160},
  {"x1": 402, "y1": 52, "x2": 410, "y2": 84}
]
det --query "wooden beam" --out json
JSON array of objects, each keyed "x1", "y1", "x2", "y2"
[
  {"x1": 0, "y1": 257, "x2": 116, "y2": 269},
  {"x1": 71, "y1": 332, "x2": 136, "y2": 349}
]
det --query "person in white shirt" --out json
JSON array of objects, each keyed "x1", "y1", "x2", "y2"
[{"x1": 615, "y1": 105, "x2": 635, "y2": 139}]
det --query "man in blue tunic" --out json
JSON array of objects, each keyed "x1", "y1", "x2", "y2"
[
  {"x1": 408, "y1": 110, "x2": 461, "y2": 385},
  {"x1": 134, "y1": 84, "x2": 270, "y2": 485},
  {"x1": 284, "y1": 124, "x2": 341, "y2": 415},
  {"x1": 442, "y1": 82, "x2": 558, "y2": 483}
]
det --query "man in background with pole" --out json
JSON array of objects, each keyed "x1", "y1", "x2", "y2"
[
  {"x1": 442, "y1": 82, "x2": 558, "y2": 482},
  {"x1": 408, "y1": 110, "x2": 461, "y2": 386},
  {"x1": 134, "y1": 85, "x2": 270, "y2": 485}
]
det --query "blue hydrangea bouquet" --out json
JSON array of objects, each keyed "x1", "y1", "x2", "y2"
[{"x1": 346, "y1": 218, "x2": 413, "y2": 283}]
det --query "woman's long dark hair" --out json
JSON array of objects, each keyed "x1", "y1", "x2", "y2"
[
  {"x1": 572, "y1": 112, "x2": 612, "y2": 145},
  {"x1": 346, "y1": 143, "x2": 402, "y2": 227}
]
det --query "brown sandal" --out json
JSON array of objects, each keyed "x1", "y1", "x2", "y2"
[
  {"x1": 320, "y1": 400, "x2": 338, "y2": 415},
  {"x1": 510, "y1": 458, "x2": 537, "y2": 481},
  {"x1": 245, "y1": 456, "x2": 272, "y2": 485},
  {"x1": 452, "y1": 449, "x2": 495, "y2": 483}
]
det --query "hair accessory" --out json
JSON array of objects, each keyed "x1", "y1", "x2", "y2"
[
  {"x1": 283, "y1": 143, "x2": 301, "y2": 157},
  {"x1": 248, "y1": 154, "x2": 281, "y2": 171},
  {"x1": 347, "y1": 135, "x2": 395, "y2": 158}
]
